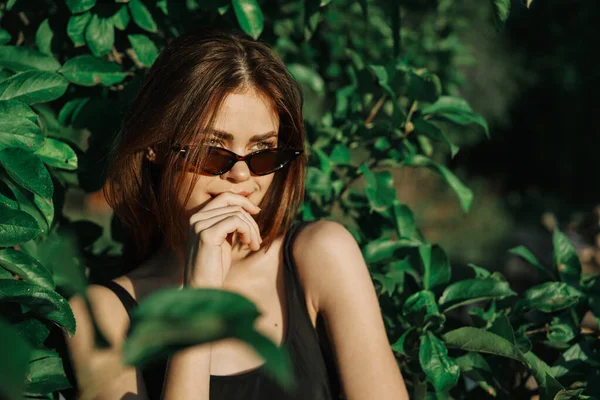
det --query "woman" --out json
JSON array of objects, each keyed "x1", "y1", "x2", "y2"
[{"x1": 65, "y1": 27, "x2": 408, "y2": 400}]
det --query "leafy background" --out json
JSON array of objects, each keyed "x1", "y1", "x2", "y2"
[{"x1": 0, "y1": 0, "x2": 599, "y2": 399}]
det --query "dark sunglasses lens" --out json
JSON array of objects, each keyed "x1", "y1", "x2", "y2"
[
  {"x1": 250, "y1": 150, "x2": 295, "y2": 175},
  {"x1": 203, "y1": 147, "x2": 233, "y2": 174}
]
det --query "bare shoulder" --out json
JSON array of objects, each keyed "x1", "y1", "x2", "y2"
[{"x1": 292, "y1": 220, "x2": 359, "y2": 312}]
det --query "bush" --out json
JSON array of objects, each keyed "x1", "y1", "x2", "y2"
[{"x1": 0, "y1": 0, "x2": 598, "y2": 399}]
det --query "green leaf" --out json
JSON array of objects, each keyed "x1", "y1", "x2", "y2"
[
  {"x1": 128, "y1": 34, "x2": 159, "y2": 67},
  {"x1": 358, "y1": 163, "x2": 397, "y2": 215},
  {"x1": 439, "y1": 277, "x2": 516, "y2": 311},
  {"x1": 329, "y1": 144, "x2": 351, "y2": 165},
  {"x1": 422, "y1": 96, "x2": 489, "y2": 139},
  {"x1": 0, "y1": 317, "x2": 32, "y2": 400},
  {"x1": 13, "y1": 317, "x2": 51, "y2": 349},
  {"x1": 362, "y1": 238, "x2": 403, "y2": 264},
  {"x1": 0, "y1": 148, "x2": 53, "y2": 199},
  {"x1": 0, "y1": 117, "x2": 44, "y2": 152},
  {"x1": 0, "y1": 71, "x2": 69, "y2": 105},
  {"x1": 420, "y1": 244, "x2": 451, "y2": 291},
  {"x1": 0, "y1": 248, "x2": 53, "y2": 290},
  {"x1": 33, "y1": 138, "x2": 78, "y2": 171},
  {"x1": 123, "y1": 287, "x2": 294, "y2": 391},
  {"x1": 58, "y1": 98, "x2": 89, "y2": 126},
  {"x1": 522, "y1": 351, "x2": 564, "y2": 400},
  {"x1": 67, "y1": 12, "x2": 92, "y2": 47},
  {"x1": 509, "y1": 245, "x2": 554, "y2": 281},
  {"x1": 408, "y1": 69, "x2": 441, "y2": 103},
  {"x1": 413, "y1": 118, "x2": 459, "y2": 158},
  {"x1": 0, "y1": 46, "x2": 61, "y2": 73},
  {"x1": 0, "y1": 203, "x2": 42, "y2": 246},
  {"x1": 403, "y1": 155, "x2": 473, "y2": 213},
  {"x1": 58, "y1": 55, "x2": 127, "y2": 87},
  {"x1": 455, "y1": 352, "x2": 497, "y2": 397},
  {"x1": 419, "y1": 332, "x2": 460, "y2": 392},
  {"x1": 288, "y1": 63, "x2": 324, "y2": 94},
  {"x1": 393, "y1": 199, "x2": 416, "y2": 239},
  {"x1": 551, "y1": 342, "x2": 598, "y2": 378},
  {"x1": 129, "y1": 0, "x2": 158, "y2": 33},
  {"x1": 0, "y1": 280, "x2": 75, "y2": 335},
  {"x1": 232, "y1": 0, "x2": 264, "y2": 39},
  {"x1": 33, "y1": 191, "x2": 54, "y2": 231},
  {"x1": 85, "y1": 14, "x2": 115, "y2": 57},
  {"x1": 0, "y1": 100, "x2": 37, "y2": 122},
  {"x1": 552, "y1": 228, "x2": 582, "y2": 285},
  {"x1": 491, "y1": 0, "x2": 511, "y2": 30},
  {"x1": 466, "y1": 263, "x2": 491, "y2": 279},
  {"x1": 65, "y1": 0, "x2": 96, "y2": 13},
  {"x1": 488, "y1": 314, "x2": 516, "y2": 345},
  {"x1": 403, "y1": 290, "x2": 444, "y2": 328},
  {"x1": 112, "y1": 6, "x2": 130, "y2": 30},
  {"x1": 0, "y1": 29, "x2": 11, "y2": 45},
  {"x1": 443, "y1": 327, "x2": 525, "y2": 362},
  {"x1": 24, "y1": 349, "x2": 71, "y2": 393},
  {"x1": 35, "y1": 19, "x2": 54, "y2": 56},
  {"x1": 516, "y1": 282, "x2": 580, "y2": 313},
  {"x1": 3, "y1": 175, "x2": 49, "y2": 234}
]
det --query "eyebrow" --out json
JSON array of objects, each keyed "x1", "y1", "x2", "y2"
[{"x1": 203, "y1": 129, "x2": 278, "y2": 143}]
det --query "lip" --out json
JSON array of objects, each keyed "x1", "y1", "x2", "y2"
[{"x1": 209, "y1": 191, "x2": 253, "y2": 198}]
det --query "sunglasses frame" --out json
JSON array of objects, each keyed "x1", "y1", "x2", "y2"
[{"x1": 169, "y1": 144, "x2": 304, "y2": 176}]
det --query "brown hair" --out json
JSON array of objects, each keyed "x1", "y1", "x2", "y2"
[{"x1": 103, "y1": 27, "x2": 306, "y2": 267}]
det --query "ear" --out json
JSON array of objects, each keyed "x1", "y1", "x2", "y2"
[{"x1": 145, "y1": 146, "x2": 160, "y2": 164}]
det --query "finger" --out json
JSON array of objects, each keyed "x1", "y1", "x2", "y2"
[
  {"x1": 201, "y1": 192, "x2": 261, "y2": 214},
  {"x1": 193, "y1": 212, "x2": 258, "y2": 249},
  {"x1": 191, "y1": 206, "x2": 261, "y2": 246}
]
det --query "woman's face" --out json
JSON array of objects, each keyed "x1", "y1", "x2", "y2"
[{"x1": 176, "y1": 88, "x2": 279, "y2": 218}]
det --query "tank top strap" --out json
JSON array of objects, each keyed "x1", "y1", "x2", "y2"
[{"x1": 96, "y1": 281, "x2": 138, "y2": 320}]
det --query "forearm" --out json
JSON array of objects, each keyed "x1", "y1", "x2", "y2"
[{"x1": 161, "y1": 343, "x2": 213, "y2": 399}]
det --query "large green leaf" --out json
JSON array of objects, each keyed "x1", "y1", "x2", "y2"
[
  {"x1": 33, "y1": 138, "x2": 78, "y2": 170},
  {"x1": 443, "y1": 327, "x2": 525, "y2": 362},
  {"x1": 13, "y1": 316, "x2": 51, "y2": 348},
  {"x1": 552, "y1": 229, "x2": 582, "y2": 285},
  {"x1": 85, "y1": 14, "x2": 115, "y2": 57},
  {"x1": 0, "y1": 46, "x2": 61, "y2": 73},
  {"x1": 65, "y1": 0, "x2": 96, "y2": 13},
  {"x1": 0, "y1": 248, "x2": 53, "y2": 290},
  {"x1": 232, "y1": 0, "x2": 264, "y2": 39},
  {"x1": 0, "y1": 71, "x2": 69, "y2": 105},
  {"x1": 67, "y1": 12, "x2": 92, "y2": 47},
  {"x1": 128, "y1": 34, "x2": 159, "y2": 67},
  {"x1": 2, "y1": 176, "x2": 49, "y2": 235},
  {"x1": 516, "y1": 282, "x2": 580, "y2": 313},
  {"x1": 439, "y1": 277, "x2": 516, "y2": 311},
  {"x1": 522, "y1": 351, "x2": 564, "y2": 400},
  {"x1": 0, "y1": 206, "x2": 41, "y2": 246},
  {"x1": 0, "y1": 317, "x2": 32, "y2": 400},
  {"x1": 0, "y1": 117, "x2": 44, "y2": 152},
  {"x1": 0, "y1": 100, "x2": 38, "y2": 122},
  {"x1": 59, "y1": 55, "x2": 127, "y2": 87},
  {"x1": 24, "y1": 349, "x2": 71, "y2": 394},
  {"x1": 0, "y1": 148, "x2": 53, "y2": 199},
  {"x1": 112, "y1": 5, "x2": 131, "y2": 30},
  {"x1": 129, "y1": 0, "x2": 158, "y2": 33},
  {"x1": 123, "y1": 288, "x2": 294, "y2": 391},
  {"x1": 0, "y1": 29, "x2": 11, "y2": 45},
  {"x1": 0, "y1": 280, "x2": 75, "y2": 335},
  {"x1": 403, "y1": 155, "x2": 473, "y2": 213},
  {"x1": 402, "y1": 290, "x2": 444, "y2": 328},
  {"x1": 358, "y1": 163, "x2": 397, "y2": 215},
  {"x1": 419, "y1": 244, "x2": 451, "y2": 291},
  {"x1": 393, "y1": 200, "x2": 416, "y2": 239},
  {"x1": 419, "y1": 332, "x2": 460, "y2": 392}
]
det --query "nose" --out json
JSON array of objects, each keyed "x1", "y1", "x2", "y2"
[{"x1": 222, "y1": 159, "x2": 251, "y2": 182}]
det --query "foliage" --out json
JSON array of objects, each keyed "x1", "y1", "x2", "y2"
[{"x1": 0, "y1": 0, "x2": 598, "y2": 399}]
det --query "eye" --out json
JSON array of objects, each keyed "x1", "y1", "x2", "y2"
[
  {"x1": 255, "y1": 141, "x2": 276, "y2": 150},
  {"x1": 208, "y1": 138, "x2": 224, "y2": 147}
]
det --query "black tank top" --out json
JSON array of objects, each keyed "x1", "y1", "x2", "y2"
[{"x1": 97, "y1": 221, "x2": 343, "y2": 400}]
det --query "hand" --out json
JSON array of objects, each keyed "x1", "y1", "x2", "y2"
[{"x1": 183, "y1": 192, "x2": 262, "y2": 288}]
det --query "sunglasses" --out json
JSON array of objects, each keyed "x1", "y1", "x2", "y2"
[{"x1": 170, "y1": 144, "x2": 303, "y2": 176}]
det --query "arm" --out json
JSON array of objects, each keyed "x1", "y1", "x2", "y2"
[
  {"x1": 294, "y1": 221, "x2": 409, "y2": 400},
  {"x1": 65, "y1": 286, "x2": 151, "y2": 400}
]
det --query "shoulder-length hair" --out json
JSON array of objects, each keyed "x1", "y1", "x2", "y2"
[{"x1": 103, "y1": 27, "x2": 306, "y2": 267}]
